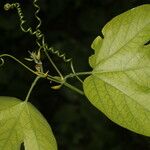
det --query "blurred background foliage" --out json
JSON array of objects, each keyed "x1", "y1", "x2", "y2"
[{"x1": 0, "y1": 0, "x2": 150, "y2": 150}]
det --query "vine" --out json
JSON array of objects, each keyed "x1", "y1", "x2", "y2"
[
  {"x1": 0, "y1": 1, "x2": 149, "y2": 148},
  {"x1": 1, "y1": 0, "x2": 89, "y2": 99}
]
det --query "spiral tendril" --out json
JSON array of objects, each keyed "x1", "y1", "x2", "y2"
[
  {"x1": 4, "y1": 3, "x2": 13, "y2": 11},
  {"x1": 32, "y1": 0, "x2": 72, "y2": 62},
  {"x1": 33, "y1": 0, "x2": 42, "y2": 30},
  {"x1": 0, "y1": 58, "x2": 4, "y2": 67},
  {"x1": 4, "y1": 2, "x2": 43, "y2": 39},
  {"x1": 3, "y1": 1, "x2": 84, "y2": 93},
  {"x1": 4, "y1": 1, "x2": 72, "y2": 63},
  {"x1": 47, "y1": 47, "x2": 72, "y2": 62}
]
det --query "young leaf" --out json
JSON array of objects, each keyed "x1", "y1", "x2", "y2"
[
  {"x1": 83, "y1": 5, "x2": 150, "y2": 136},
  {"x1": 0, "y1": 96, "x2": 57, "y2": 150}
]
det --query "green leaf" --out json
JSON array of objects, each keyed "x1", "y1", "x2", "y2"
[
  {"x1": 83, "y1": 5, "x2": 150, "y2": 136},
  {"x1": 0, "y1": 96, "x2": 57, "y2": 150}
]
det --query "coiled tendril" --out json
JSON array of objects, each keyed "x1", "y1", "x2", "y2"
[
  {"x1": 33, "y1": 0, "x2": 72, "y2": 62},
  {"x1": 33, "y1": 0, "x2": 42, "y2": 30},
  {"x1": 4, "y1": 2, "x2": 43, "y2": 39},
  {"x1": 3, "y1": 1, "x2": 84, "y2": 94},
  {"x1": 0, "y1": 58, "x2": 4, "y2": 67},
  {"x1": 49, "y1": 47, "x2": 72, "y2": 62},
  {"x1": 4, "y1": 1, "x2": 72, "y2": 63}
]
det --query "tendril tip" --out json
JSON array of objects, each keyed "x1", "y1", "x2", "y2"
[
  {"x1": 4, "y1": 3, "x2": 12, "y2": 11},
  {"x1": 0, "y1": 58, "x2": 4, "y2": 67}
]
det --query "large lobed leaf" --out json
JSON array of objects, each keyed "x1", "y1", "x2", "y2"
[
  {"x1": 83, "y1": 5, "x2": 150, "y2": 136},
  {"x1": 0, "y1": 96, "x2": 57, "y2": 150}
]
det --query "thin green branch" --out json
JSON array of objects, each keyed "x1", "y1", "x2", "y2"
[
  {"x1": 0, "y1": 54, "x2": 61, "y2": 83},
  {"x1": 71, "y1": 62, "x2": 83, "y2": 83},
  {"x1": 64, "y1": 82, "x2": 84, "y2": 95},
  {"x1": 0, "y1": 54, "x2": 71, "y2": 84},
  {"x1": 3, "y1": 2, "x2": 87, "y2": 96},
  {"x1": 43, "y1": 48, "x2": 63, "y2": 79},
  {"x1": 25, "y1": 76, "x2": 40, "y2": 102},
  {"x1": 46, "y1": 75, "x2": 84, "y2": 95},
  {"x1": 46, "y1": 75, "x2": 63, "y2": 83},
  {"x1": 0, "y1": 54, "x2": 37, "y2": 75},
  {"x1": 65, "y1": 71, "x2": 92, "y2": 80}
]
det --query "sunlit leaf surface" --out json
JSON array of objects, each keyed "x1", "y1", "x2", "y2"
[
  {"x1": 84, "y1": 5, "x2": 150, "y2": 136},
  {"x1": 0, "y1": 96, "x2": 57, "y2": 150}
]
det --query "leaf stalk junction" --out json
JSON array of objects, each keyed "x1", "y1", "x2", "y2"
[{"x1": 0, "y1": 1, "x2": 93, "y2": 101}]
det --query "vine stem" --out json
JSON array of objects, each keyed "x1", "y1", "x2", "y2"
[
  {"x1": 0, "y1": 54, "x2": 88, "y2": 96},
  {"x1": 43, "y1": 48, "x2": 63, "y2": 79},
  {"x1": 0, "y1": 54, "x2": 36, "y2": 74},
  {"x1": 61, "y1": 71, "x2": 93, "y2": 95},
  {"x1": 25, "y1": 76, "x2": 40, "y2": 102},
  {"x1": 3, "y1": 2, "x2": 86, "y2": 96},
  {"x1": 70, "y1": 62, "x2": 83, "y2": 83},
  {"x1": 64, "y1": 82, "x2": 84, "y2": 95},
  {"x1": 65, "y1": 71, "x2": 92, "y2": 79},
  {"x1": 46, "y1": 75, "x2": 84, "y2": 95},
  {"x1": 0, "y1": 54, "x2": 61, "y2": 82}
]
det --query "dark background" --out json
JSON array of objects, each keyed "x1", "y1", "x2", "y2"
[{"x1": 0, "y1": 0, "x2": 150, "y2": 150}]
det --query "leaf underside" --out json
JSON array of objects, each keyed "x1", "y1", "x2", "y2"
[
  {"x1": 83, "y1": 4, "x2": 150, "y2": 136},
  {"x1": 0, "y1": 96, "x2": 57, "y2": 150}
]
